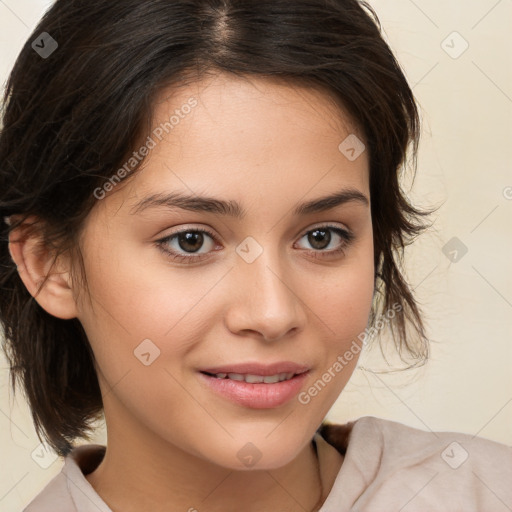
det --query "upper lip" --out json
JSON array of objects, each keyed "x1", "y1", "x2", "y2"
[{"x1": 199, "y1": 362, "x2": 310, "y2": 376}]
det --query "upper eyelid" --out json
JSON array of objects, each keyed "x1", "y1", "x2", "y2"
[
  {"x1": 161, "y1": 222, "x2": 351, "y2": 241},
  {"x1": 159, "y1": 223, "x2": 353, "y2": 248},
  {"x1": 156, "y1": 224, "x2": 354, "y2": 264},
  {"x1": 297, "y1": 223, "x2": 351, "y2": 237}
]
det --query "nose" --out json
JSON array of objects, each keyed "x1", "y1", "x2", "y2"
[{"x1": 224, "y1": 246, "x2": 307, "y2": 342}]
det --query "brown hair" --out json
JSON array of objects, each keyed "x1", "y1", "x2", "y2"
[{"x1": 0, "y1": 0, "x2": 430, "y2": 456}]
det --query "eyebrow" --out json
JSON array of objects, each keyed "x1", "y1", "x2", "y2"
[{"x1": 130, "y1": 188, "x2": 369, "y2": 218}]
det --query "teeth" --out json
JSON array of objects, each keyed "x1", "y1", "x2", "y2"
[
  {"x1": 213, "y1": 372, "x2": 295, "y2": 383},
  {"x1": 245, "y1": 374, "x2": 264, "y2": 383},
  {"x1": 227, "y1": 373, "x2": 245, "y2": 381}
]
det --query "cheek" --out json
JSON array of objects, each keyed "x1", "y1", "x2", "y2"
[
  {"x1": 78, "y1": 232, "x2": 209, "y2": 337},
  {"x1": 297, "y1": 236, "x2": 374, "y2": 406},
  {"x1": 75, "y1": 238, "x2": 224, "y2": 399},
  {"x1": 308, "y1": 236, "x2": 375, "y2": 340},
  {"x1": 315, "y1": 269, "x2": 374, "y2": 331}
]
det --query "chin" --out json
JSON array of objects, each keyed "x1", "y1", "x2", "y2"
[{"x1": 195, "y1": 428, "x2": 310, "y2": 471}]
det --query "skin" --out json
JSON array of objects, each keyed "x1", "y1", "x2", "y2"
[{"x1": 10, "y1": 72, "x2": 374, "y2": 512}]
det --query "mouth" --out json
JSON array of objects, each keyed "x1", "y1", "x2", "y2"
[
  {"x1": 197, "y1": 364, "x2": 311, "y2": 409},
  {"x1": 200, "y1": 370, "x2": 304, "y2": 384}
]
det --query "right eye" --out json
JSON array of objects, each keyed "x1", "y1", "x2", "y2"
[{"x1": 155, "y1": 227, "x2": 220, "y2": 263}]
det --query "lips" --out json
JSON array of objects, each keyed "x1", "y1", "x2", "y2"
[{"x1": 198, "y1": 362, "x2": 311, "y2": 408}]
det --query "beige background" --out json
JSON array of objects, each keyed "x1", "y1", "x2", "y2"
[{"x1": 1, "y1": 0, "x2": 511, "y2": 510}]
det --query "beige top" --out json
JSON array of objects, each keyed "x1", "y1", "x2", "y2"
[{"x1": 23, "y1": 415, "x2": 512, "y2": 512}]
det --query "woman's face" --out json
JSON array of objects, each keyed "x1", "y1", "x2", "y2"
[{"x1": 75, "y1": 73, "x2": 374, "y2": 469}]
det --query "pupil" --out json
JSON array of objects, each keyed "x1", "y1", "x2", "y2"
[
  {"x1": 178, "y1": 232, "x2": 204, "y2": 253},
  {"x1": 308, "y1": 229, "x2": 331, "y2": 250}
]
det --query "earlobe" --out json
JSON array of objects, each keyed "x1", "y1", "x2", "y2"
[{"x1": 8, "y1": 222, "x2": 79, "y2": 320}]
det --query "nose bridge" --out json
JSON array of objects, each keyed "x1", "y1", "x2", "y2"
[{"x1": 228, "y1": 240, "x2": 306, "y2": 339}]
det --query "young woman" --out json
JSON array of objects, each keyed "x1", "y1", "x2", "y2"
[{"x1": 1, "y1": 1, "x2": 510, "y2": 511}]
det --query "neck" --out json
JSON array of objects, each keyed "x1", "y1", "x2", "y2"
[{"x1": 86, "y1": 410, "x2": 327, "y2": 512}]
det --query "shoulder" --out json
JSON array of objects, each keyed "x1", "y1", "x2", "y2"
[
  {"x1": 23, "y1": 444, "x2": 108, "y2": 512},
  {"x1": 22, "y1": 471, "x2": 76, "y2": 512},
  {"x1": 319, "y1": 415, "x2": 512, "y2": 465},
  {"x1": 318, "y1": 416, "x2": 512, "y2": 511}
]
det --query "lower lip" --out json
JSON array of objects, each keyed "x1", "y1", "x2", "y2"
[{"x1": 198, "y1": 371, "x2": 309, "y2": 409}]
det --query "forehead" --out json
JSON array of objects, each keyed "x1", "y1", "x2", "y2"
[
  {"x1": 153, "y1": 72, "x2": 362, "y2": 146},
  {"x1": 99, "y1": 72, "x2": 370, "y2": 219}
]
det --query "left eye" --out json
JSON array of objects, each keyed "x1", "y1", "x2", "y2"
[
  {"x1": 295, "y1": 226, "x2": 353, "y2": 252},
  {"x1": 155, "y1": 224, "x2": 354, "y2": 263}
]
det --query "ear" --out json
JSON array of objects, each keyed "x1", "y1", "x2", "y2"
[{"x1": 8, "y1": 218, "x2": 79, "y2": 320}]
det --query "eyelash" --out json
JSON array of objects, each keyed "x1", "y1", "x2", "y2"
[{"x1": 155, "y1": 224, "x2": 355, "y2": 264}]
